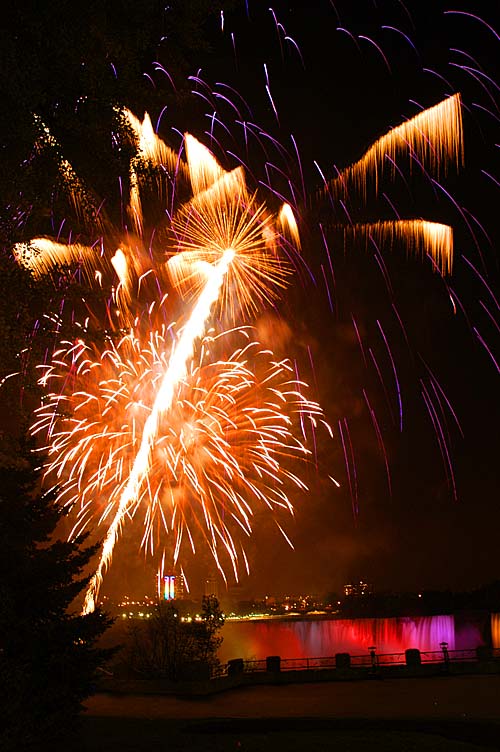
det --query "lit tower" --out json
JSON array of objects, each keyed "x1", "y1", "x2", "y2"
[{"x1": 156, "y1": 571, "x2": 186, "y2": 601}]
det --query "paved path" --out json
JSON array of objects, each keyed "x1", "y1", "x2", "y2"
[{"x1": 85, "y1": 674, "x2": 500, "y2": 721}]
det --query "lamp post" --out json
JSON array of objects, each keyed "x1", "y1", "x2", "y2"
[
  {"x1": 368, "y1": 646, "x2": 377, "y2": 669},
  {"x1": 440, "y1": 641, "x2": 450, "y2": 665}
]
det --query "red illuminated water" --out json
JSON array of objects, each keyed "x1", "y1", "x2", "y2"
[{"x1": 219, "y1": 614, "x2": 488, "y2": 662}]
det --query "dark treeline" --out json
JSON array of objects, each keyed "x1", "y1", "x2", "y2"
[{"x1": 337, "y1": 582, "x2": 500, "y2": 619}]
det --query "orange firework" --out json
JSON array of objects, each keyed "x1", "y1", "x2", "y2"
[
  {"x1": 332, "y1": 94, "x2": 463, "y2": 197},
  {"x1": 14, "y1": 115, "x2": 296, "y2": 326},
  {"x1": 16, "y1": 113, "x2": 305, "y2": 611},
  {"x1": 344, "y1": 220, "x2": 454, "y2": 275},
  {"x1": 14, "y1": 91, "x2": 464, "y2": 610},
  {"x1": 33, "y1": 327, "x2": 328, "y2": 590}
]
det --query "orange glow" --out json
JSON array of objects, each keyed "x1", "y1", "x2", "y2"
[
  {"x1": 345, "y1": 219, "x2": 454, "y2": 275},
  {"x1": 333, "y1": 94, "x2": 463, "y2": 198},
  {"x1": 17, "y1": 94, "x2": 465, "y2": 612},
  {"x1": 491, "y1": 613, "x2": 500, "y2": 649}
]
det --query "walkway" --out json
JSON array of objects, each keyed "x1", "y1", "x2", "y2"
[
  {"x1": 85, "y1": 674, "x2": 500, "y2": 721},
  {"x1": 73, "y1": 675, "x2": 500, "y2": 751}
]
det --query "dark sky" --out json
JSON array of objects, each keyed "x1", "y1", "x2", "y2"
[
  {"x1": 152, "y1": 0, "x2": 499, "y2": 600},
  {"x1": 7, "y1": 1, "x2": 498, "y2": 601}
]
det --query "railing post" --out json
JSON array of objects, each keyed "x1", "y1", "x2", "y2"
[
  {"x1": 227, "y1": 658, "x2": 244, "y2": 676},
  {"x1": 335, "y1": 652, "x2": 351, "y2": 669},
  {"x1": 405, "y1": 648, "x2": 422, "y2": 667},
  {"x1": 266, "y1": 655, "x2": 281, "y2": 672}
]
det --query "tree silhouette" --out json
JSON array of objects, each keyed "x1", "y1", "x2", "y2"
[{"x1": 0, "y1": 434, "x2": 114, "y2": 750}]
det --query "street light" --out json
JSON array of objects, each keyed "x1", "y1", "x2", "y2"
[
  {"x1": 368, "y1": 646, "x2": 377, "y2": 669},
  {"x1": 440, "y1": 641, "x2": 450, "y2": 664}
]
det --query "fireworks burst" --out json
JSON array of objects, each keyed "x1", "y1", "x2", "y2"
[
  {"x1": 34, "y1": 326, "x2": 328, "y2": 612},
  {"x1": 11, "y1": 2, "x2": 497, "y2": 605},
  {"x1": 16, "y1": 93, "x2": 463, "y2": 610},
  {"x1": 17, "y1": 114, "x2": 328, "y2": 611}
]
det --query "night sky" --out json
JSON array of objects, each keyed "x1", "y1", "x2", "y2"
[
  {"x1": 4, "y1": 1, "x2": 499, "y2": 601},
  {"x1": 161, "y1": 0, "x2": 500, "y2": 599}
]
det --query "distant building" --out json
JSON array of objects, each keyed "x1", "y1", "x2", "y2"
[
  {"x1": 157, "y1": 572, "x2": 186, "y2": 601},
  {"x1": 204, "y1": 575, "x2": 218, "y2": 599},
  {"x1": 344, "y1": 580, "x2": 373, "y2": 598}
]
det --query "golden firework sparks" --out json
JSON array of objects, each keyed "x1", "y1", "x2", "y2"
[
  {"x1": 16, "y1": 89, "x2": 465, "y2": 610},
  {"x1": 33, "y1": 327, "x2": 328, "y2": 612}
]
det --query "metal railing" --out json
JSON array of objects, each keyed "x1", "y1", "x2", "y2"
[
  {"x1": 244, "y1": 659, "x2": 267, "y2": 673},
  {"x1": 215, "y1": 646, "x2": 500, "y2": 678}
]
